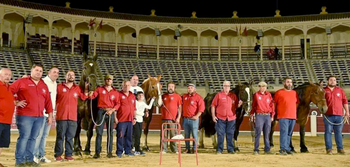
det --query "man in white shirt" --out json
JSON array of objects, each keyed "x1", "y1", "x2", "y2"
[
  {"x1": 130, "y1": 75, "x2": 144, "y2": 95},
  {"x1": 34, "y1": 66, "x2": 59, "y2": 163}
]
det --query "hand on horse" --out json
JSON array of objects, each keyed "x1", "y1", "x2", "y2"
[
  {"x1": 16, "y1": 100, "x2": 27, "y2": 108},
  {"x1": 145, "y1": 111, "x2": 149, "y2": 117},
  {"x1": 88, "y1": 91, "x2": 94, "y2": 97},
  {"x1": 114, "y1": 117, "x2": 118, "y2": 124},
  {"x1": 238, "y1": 100, "x2": 243, "y2": 108},
  {"x1": 271, "y1": 117, "x2": 274, "y2": 122},
  {"x1": 212, "y1": 116, "x2": 218, "y2": 123},
  {"x1": 132, "y1": 119, "x2": 136, "y2": 125}
]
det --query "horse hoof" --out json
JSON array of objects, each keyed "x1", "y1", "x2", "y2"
[
  {"x1": 198, "y1": 145, "x2": 204, "y2": 149},
  {"x1": 300, "y1": 150, "x2": 309, "y2": 153},
  {"x1": 234, "y1": 148, "x2": 240, "y2": 152},
  {"x1": 142, "y1": 146, "x2": 150, "y2": 152},
  {"x1": 73, "y1": 151, "x2": 81, "y2": 156},
  {"x1": 83, "y1": 151, "x2": 91, "y2": 155}
]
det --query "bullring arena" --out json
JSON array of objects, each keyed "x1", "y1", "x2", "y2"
[{"x1": 1, "y1": 1, "x2": 350, "y2": 166}]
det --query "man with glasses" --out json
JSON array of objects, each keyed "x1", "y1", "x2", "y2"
[{"x1": 211, "y1": 81, "x2": 242, "y2": 154}]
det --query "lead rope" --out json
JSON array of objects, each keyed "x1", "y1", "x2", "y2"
[{"x1": 323, "y1": 114, "x2": 347, "y2": 126}]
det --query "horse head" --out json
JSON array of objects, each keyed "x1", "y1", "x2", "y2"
[
  {"x1": 307, "y1": 82, "x2": 328, "y2": 114},
  {"x1": 141, "y1": 74, "x2": 162, "y2": 107},
  {"x1": 234, "y1": 81, "x2": 253, "y2": 114},
  {"x1": 80, "y1": 53, "x2": 98, "y2": 91}
]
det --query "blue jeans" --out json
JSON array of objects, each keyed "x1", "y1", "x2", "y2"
[
  {"x1": 279, "y1": 119, "x2": 296, "y2": 152},
  {"x1": 183, "y1": 118, "x2": 199, "y2": 150},
  {"x1": 95, "y1": 109, "x2": 114, "y2": 154},
  {"x1": 54, "y1": 120, "x2": 77, "y2": 157},
  {"x1": 15, "y1": 115, "x2": 44, "y2": 164},
  {"x1": 34, "y1": 116, "x2": 51, "y2": 158},
  {"x1": 254, "y1": 115, "x2": 271, "y2": 152},
  {"x1": 215, "y1": 119, "x2": 235, "y2": 153},
  {"x1": 116, "y1": 122, "x2": 133, "y2": 155},
  {"x1": 323, "y1": 115, "x2": 344, "y2": 150}
]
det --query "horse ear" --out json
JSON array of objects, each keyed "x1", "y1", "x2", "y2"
[
  {"x1": 93, "y1": 54, "x2": 98, "y2": 61},
  {"x1": 147, "y1": 74, "x2": 151, "y2": 78},
  {"x1": 157, "y1": 75, "x2": 161, "y2": 81},
  {"x1": 83, "y1": 52, "x2": 88, "y2": 61}
]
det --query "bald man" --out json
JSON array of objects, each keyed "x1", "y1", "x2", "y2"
[
  {"x1": 130, "y1": 75, "x2": 144, "y2": 95},
  {"x1": 0, "y1": 68, "x2": 23, "y2": 167}
]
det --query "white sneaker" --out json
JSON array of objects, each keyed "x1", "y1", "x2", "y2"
[
  {"x1": 134, "y1": 151, "x2": 140, "y2": 156},
  {"x1": 40, "y1": 156, "x2": 52, "y2": 163},
  {"x1": 33, "y1": 156, "x2": 40, "y2": 163},
  {"x1": 162, "y1": 151, "x2": 167, "y2": 154},
  {"x1": 132, "y1": 147, "x2": 135, "y2": 152},
  {"x1": 171, "y1": 134, "x2": 184, "y2": 139}
]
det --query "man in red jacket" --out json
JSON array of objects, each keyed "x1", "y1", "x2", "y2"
[
  {"x1": 116, "y1": 80, "x2": 136, "y2": 158},
  {"x1": 90, "y1": 74, "x2": 120, "y2": 159},
  {"x1": 11, "y1": 64, "x2": 53, "y2": 167},
  {"x1": 0, "y1": 68, "x2": 21, "y2": 167},
  {"x1": 54, "y1": 70, "x2": 88, "y2": 161},
  {"x1": 250, "y1": 81, "x2": 275, "y2": 155},
  {"x1": 323, "y1": 76, "x2": 349, "y2": 155}
]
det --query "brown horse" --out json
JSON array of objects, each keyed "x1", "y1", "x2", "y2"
[
  {"x1": 269, "y1": 82, "x2": 328, "y2": 153},
  {"x1": 140, "y1": 74, "x2": 162, "y2": 151},
  {"x1": 74, "y1": 53, "x2": 99, "y2": 155}
]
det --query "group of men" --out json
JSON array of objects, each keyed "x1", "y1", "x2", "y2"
[{"x1": 0, "y1": 65, "x2": 349, "y2": 167}]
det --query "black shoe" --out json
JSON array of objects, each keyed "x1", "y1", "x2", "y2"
[
  {"x1": 107, "y1": 153, "x2": 114, "y2": 158},
  {"x1": 93, "y1": 153, "x2": 100, "y2": 159}
]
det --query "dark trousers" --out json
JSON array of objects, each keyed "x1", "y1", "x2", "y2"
[
  {"x1": 254, "y1": 114, "x2": 271, "y2": 152},
  {"x1": 215, "y1": 119, "x2": 235, "y2": 153},
  {"x1": 54, "y1": 120, "x2": 77, "y2": 157},
  {"x1": 133, "y1": 122, "x2": 143, "y2": 152},
  {"x1": 116, "y1": 122, "x2": 133, "y2": 155},
  {"x1": 95, "y1": 109, "x2": 115, "y2": 154}
]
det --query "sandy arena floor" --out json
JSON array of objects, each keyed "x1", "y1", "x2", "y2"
[{"x1": 1, "y1": 131, "x2": 350, "y2": 167}]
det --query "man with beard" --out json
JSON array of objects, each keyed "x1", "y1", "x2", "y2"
[
  {"x1": 181, "y1": 83, "x2": 205, "y2": 154},
  {"x1": 54, "y1": 70, "x2": 88, "y2": 161},
  {"x1": 34, "y1": 66, "x2": 59, "y2": 163},
  {"x1": 160, "y1": 82, "x2": 182, "y2": 154},
  {"x1": 90, "y1": 74, "x2": 120, "y2": 159},
  {"x1": 11, "y1": 65, "x2": 53, "y2": 167},
  {"x1": 323, "y1": 76, "x2": 349, "y2": 155},
  {"x1": 274, "y1": 77, "x2": 299, "y2": 155},
  {"x1": 211, "y1": 81, "x2": 242, "y2": 154},
  {"x1": 115, "y1": 80, "x2": 136, "y2": 158}
]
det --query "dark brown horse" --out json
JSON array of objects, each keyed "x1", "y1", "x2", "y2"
[
  {"x1": 73, "y1": 53, "x2": 99, "y2": 155},
  {"x1": 140, "y1": 75, "x2": 162, "y2": 151},
  {"x1": 199, "y1": 81, "x2": 254, "y2": 150},
  {"x1": 269, "y1": 82, "x2": 328, "y2": 153}
]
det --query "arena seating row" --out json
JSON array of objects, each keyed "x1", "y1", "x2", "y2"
[
  {"x1": 311, "y1": 59, "x2": 350, "y2": 86},
  {"x1": 1, "y1": 50, "x2": 349, "y2": 91},
  {"x1": 27, "y1": 34, "x2": 82, "y2": 54}
]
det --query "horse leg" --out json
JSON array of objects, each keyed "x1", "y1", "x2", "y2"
[
  {"x1": 73, "y1": 117, "x2": 82, "y2": 156},
  {"x1": 299, "y1": 125, "x2": 309, "y2": 153},
  {"x1": 233, "y1": 110, "x2": 244, "y2": 152},
  {"x1": 198, "y1": 128, "x2": 204, "y2": 148},
  {"x1": 143, "y1": 108, "x2": 153, "y2": 151},
  {"x1": 212, "y1": 134, "x2": 217, "y2": 149},
  {"x1": 269, "y1": 119, "x2": 278, "y2": 147},
  {"x1": 83, "y1": 120, "x2": 94, "y2": 155}
]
